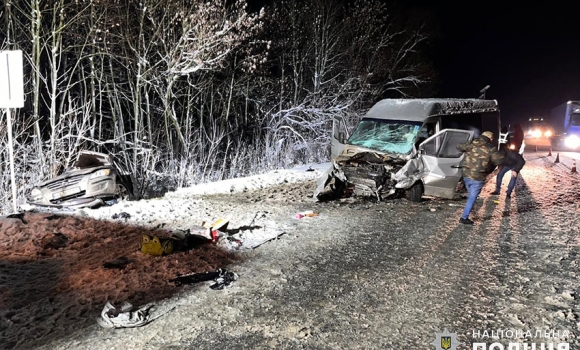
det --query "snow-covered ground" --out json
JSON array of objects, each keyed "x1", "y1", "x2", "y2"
[
  {"x1": 3, "y1": 153, "x2": 580, "y2": 350},
  {"x1": 82, "y1": 162, "x2": 330, "y2": 240}
]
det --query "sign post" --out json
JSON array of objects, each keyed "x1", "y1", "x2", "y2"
[{"x1": 0, "y1": 50, "x2": 25, "y2": 213}]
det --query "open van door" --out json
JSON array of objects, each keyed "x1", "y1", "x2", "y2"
[
  {"x1": 418, "y1": 129, "x2": 474, "y2": 199},
  {"x1": 331, "y1": 116, "x2": 351, "y2": 159}
]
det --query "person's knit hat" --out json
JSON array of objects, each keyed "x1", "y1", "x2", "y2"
[{"x1": 482, "y1": 131, "x2": 494, "y2": 140}]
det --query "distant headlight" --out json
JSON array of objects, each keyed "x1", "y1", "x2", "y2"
[
  {"x1": 531, "y1": 129, "x2": 542, "y2": 138},
  {"x1": 89, "y1": 169, "x2": 111, "y2": 179},
  {"x1": 564, "y1": 135, "x2": 580, "y2": 149},
  {"x1": 544, "y1": 130, "x2": 552, "y2": 137}
]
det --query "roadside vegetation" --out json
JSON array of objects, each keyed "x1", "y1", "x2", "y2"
[{"x1": 0, "y1": 0, "x2": 436, "y2": 214}]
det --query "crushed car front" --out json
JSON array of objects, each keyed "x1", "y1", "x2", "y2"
[{"x1": 27, "y1": 151, "x2": 128, "y2": 208}]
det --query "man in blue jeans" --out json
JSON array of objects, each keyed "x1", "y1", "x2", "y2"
[
  {"x1": 491, "y1": 147, "x2": 526, "y2": 198},
  {"x1": 456, "y1": 131, "x2": 505, "y2": 225}
]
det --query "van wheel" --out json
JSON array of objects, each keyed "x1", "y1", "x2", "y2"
[{"x1": 405, "y1": 182, "x2": 423, "y2": 202}]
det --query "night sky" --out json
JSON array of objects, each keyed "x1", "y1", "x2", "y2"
[{"x1": 407, "y1": 2, "x2": 580, "y2": 126}]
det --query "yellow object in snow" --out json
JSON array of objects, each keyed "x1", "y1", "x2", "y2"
[{"x1": 140, "y1": 235, "x2": 174, "y2": 256}]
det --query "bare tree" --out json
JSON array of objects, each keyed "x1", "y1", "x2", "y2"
[{"x1": 0, "y1": 0, "x2": 437, "y2": 214}]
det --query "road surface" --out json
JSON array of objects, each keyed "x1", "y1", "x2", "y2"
[{"x1": 34, "y1": 151, "x2": 580, "y2": 350}]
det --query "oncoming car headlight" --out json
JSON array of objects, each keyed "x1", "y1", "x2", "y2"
[
  {"x1": 89, "y1": 169, "x2": 111, "y2": 179},
  {"x1": 531, "y1": 129, "x2": 542, "y2": 138},
  {"x1": 544, "y1": 130, "x2": 552, "y2": 138},
  {"x1": 564, "y1": 135, "x2": 580, "y2": 149}
]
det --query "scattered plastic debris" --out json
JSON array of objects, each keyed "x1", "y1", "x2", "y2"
[
  {"x1": 294, "y1": 210, "x2": 319, "y2": 219},
  {"x1": 166, "y1": 213, "x2": 286, "y2": 251},
  {"x1": 104, "y1": 199, "x2": 118, "y2": 206},
  {"x1": 96, "y1": 301, "x2": 174, "y2": 329},
  {"x1": 112, "y1": 212, "x2": 131, "y2": 220},
  {"x1": 210, "y1": 270, "x2": 239, "y2": 290},
  {"x1": 169, "y1": 268, "x2": 239, "y2": 290}
]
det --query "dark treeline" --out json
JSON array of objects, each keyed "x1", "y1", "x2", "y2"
[{"x1": 0, "y1": 0, "x2": 436, "y2": 214}]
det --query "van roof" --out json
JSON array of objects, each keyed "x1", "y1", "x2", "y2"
[{"x1": 364, "y1": 98, "x2": 499, "y2": 122}]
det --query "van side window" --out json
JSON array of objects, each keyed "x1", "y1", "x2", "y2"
[
  {"x1": 421, "y1": 130, "x2": 471, "y2": 158},
  {"x1": 421, "y1": 133, "x2": 442, "y2": 156},
  {"x1": 439, "y1": 131, "x2": 471, "y2": 158}
]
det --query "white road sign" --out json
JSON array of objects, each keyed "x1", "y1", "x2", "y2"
[{"x1": 0, "y1": 50, "x2": 24, "y2": 108}]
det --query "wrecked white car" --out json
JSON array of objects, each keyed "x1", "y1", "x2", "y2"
[
  {"x1": 26, "y1": 151, "x2": 134, "y2": 209},
  {"x1": 314, "y1": 98, "x2": 501, "y2": 202}
]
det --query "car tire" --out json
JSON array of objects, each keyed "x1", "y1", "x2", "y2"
[
  {"x1": 116, "y1": 184, "x2": 130, "y2": 200},
  {"x1": 405, "y1": 182, "x2": 423, "y2": 202}
]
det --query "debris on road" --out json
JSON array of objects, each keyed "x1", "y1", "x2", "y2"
[
  {"x1": 112, "y1": 212, "x2": 131, "y2": 220},
  {"x1": 169, "y1": 268, "x2": 239, "y2": 290},
  {"x1": 96, "y1": 301, "x2": 174, "y2": 329},
  {"x1": 294, "y1": 210, "x2": 319, "y2": 219}
]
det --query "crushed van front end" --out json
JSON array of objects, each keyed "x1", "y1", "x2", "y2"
[{"x1": 314, "y1": 152, "x2": 421, "y2": 201}]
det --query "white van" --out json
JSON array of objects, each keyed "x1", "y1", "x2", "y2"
[{"x1": 315, "y1": 98, "x2": 501, "y2": 202}]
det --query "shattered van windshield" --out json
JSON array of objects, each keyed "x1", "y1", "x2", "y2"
[{"x1": 347, "y1": 118, "x2": 422, "y2": 154}]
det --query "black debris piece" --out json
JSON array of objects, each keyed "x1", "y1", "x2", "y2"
[
  {"x1": 170, "y1": 270, "x2": 221, "y2": 286},
  {"x1": 41, "y1": 232, "x2": 68, "y2": 250},
  {"x1": 103, "y1": 256, "x2": 131, "y2": 269},
  {"x1": 170, "y1": 269, "x2": 238, "y2": 289},
  {"x1": 7, "y1": 213, "x2": 27, "y2": 224},
  {"x1": 112, "y1": 212, "x2": 131, "y2": 220},
  {"x1": 210, "y1": 270, "x2": 239, "y2": 290},
  {"x1": 170, "y1": 229, "x2": 212, "y2": 251},
  {"x1": 44, "y1": 215, "x2": 62, "y2": 221},
  {"x1": 183, "y1": 233, "x2": 212, "y2": 249}
]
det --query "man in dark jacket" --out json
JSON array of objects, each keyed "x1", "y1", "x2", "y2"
[
  {"x1": 456, "y1": 131, "x2": 505, "y2": 225},
  {"x1": 490, "y1": 148, "x2": 525, "y2": 198}
]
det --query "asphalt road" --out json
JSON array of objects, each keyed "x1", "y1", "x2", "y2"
[{"x1": 41, "y1": 152, "x2": 580, "y2": 350}]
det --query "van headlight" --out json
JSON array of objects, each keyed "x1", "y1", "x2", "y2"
[
  {"x1": 89, "y1": 169, "x2": 111, "y2": 179},
  {"x1": 564, "y1": 135, "x2": 580, "y2": 149},
  {"x1": 544, "y1": 130, "x2": 552, "y2": 138}
]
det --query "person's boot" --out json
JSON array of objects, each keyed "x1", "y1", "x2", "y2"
[
  {"x1": 490, "y1": 189, "x2": 500, "y2": 195},
  {"x1": 459, "y1": 217, "x2": 474, "y2": 225}
]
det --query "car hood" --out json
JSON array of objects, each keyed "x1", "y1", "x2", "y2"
[
  {"x1": 35, "y1": 166, "x2": 111, "y2": 187},
  {"x1": 34, "y1": 151, "x2": 115, "y2": 187}
]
